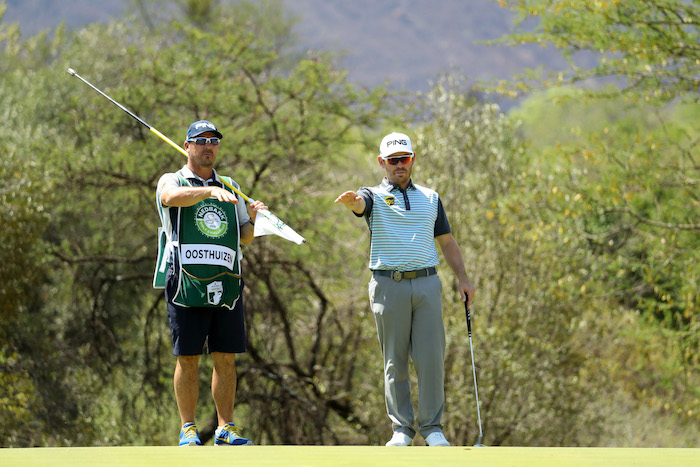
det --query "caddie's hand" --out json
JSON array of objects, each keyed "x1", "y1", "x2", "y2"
[
  {"x1": 247, "y1": 200, "x2": 267, "y2": 223},
  {"x1": 334, "y1": 191, "x2": 363, "y2": 210},
  {"x1": 210, "y1": 186, "x2": 239, "y2": 204}
]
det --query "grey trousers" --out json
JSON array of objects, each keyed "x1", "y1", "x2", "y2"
[{"x1": 368, "y1": 273, "x2": 445, "y2": 439}]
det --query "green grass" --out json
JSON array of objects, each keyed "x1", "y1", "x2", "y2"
[{"x1": 1, "y1": 446, "x2": 698, "y2": 466}]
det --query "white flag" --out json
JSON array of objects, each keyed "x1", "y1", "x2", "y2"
[{"x1": 253, "y1": 209, "x2": 306, "y2": 245}]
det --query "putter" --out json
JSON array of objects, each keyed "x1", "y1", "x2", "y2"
[{"x1": 465, "y1": 300, "x2": 486, "y2": 447}]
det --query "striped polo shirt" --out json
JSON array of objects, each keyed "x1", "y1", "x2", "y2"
[{"x1": 356, "y1": 178, "x2": 451, "y2": 271}]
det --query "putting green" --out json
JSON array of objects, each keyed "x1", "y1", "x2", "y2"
[{"x1": 1, "y1": 445, "x2": 698, "y2": 466}]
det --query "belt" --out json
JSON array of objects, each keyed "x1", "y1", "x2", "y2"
[{"x1": 373, "y1": 267, "x2": 437, "y2": 281}]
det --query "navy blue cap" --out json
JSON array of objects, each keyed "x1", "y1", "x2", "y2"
[{"x1": 186, "y1": 120, "x2": 223, "y2": 140}]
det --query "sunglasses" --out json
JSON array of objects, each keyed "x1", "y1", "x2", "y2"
[
  {"x1": 384, "y1": 155, "x2": 413, "y2": 165},
  {"x1": 187, "y1": 137, "x2": 220, "y2": 146}
]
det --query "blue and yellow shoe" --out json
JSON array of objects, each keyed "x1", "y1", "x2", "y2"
[
  {"x1": 179, "y1": 422, "x2": 202, "y2": 446},
  {"x1": 214, "y1": 422, "x2": 254, "y2": 446}
]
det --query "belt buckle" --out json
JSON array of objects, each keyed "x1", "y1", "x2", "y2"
[{"x1": 392, "y1": 270, "x2": 402, "y2": 281}]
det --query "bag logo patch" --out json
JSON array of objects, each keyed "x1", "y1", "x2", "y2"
[
  {"x1": 195, "y1": 204, "x2": 228, "y2": 238},
  {"x1": 207, "y1": 281, "x2": 224, "y2": 305}
]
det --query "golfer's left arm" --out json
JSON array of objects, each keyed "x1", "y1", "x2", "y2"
[
  {"x1": 240, "y1": 200, "x2": 267, "y2": 245},
  {"x1": 436, "y1": 233, "x2": 475, "y2": 307}
]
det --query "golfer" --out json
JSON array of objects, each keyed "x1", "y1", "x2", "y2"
[
  {"x1": 335, "y1": 132, "x2": 475, "y2": 447},
  {"x1": 155, "y1": 120, "x2": 266, "y2": 446}
]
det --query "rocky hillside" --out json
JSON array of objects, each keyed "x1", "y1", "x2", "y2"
[{"x1": 4, "y1": 0, "x2": 565, "y2": 93}]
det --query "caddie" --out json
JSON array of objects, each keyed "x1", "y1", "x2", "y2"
[{"x1": 154, "y1": 119, "x2": 266, "y2": 446}]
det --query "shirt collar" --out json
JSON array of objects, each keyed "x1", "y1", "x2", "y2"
[
  {"x1": 381, "y1": 177, "x2": 415, "y2": 192},
  {"x1": 179, "y1": 165, "x2": 219, "y2": 184}
]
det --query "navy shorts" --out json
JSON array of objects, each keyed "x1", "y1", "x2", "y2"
[{"x1": 165, "y1": 268, "x2": 247, "y2": 356}]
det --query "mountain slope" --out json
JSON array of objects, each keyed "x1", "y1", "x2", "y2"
[{"x1": 2, "y1": 0, "x2": 564, "y2": 93}]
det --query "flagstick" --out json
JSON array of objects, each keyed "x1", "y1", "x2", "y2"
[{"x1": 68, "y1": 66, "x2": 305, "y2": 243}]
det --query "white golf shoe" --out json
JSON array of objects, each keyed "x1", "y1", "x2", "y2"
[
  {"x1": 385, "y1": 432, "x2": 413, "y2": 446},
  {"x1": 425, "y1": 431, "x2": 450, "y2": 446}
]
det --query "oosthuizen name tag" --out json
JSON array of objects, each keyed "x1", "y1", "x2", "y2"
[{"x1": 181, "y1": 244, "x2": 236, "y2": 270}]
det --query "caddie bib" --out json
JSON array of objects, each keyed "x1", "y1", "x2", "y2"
[{"x1": 171, "y1": 176, "x2": 241, "y2": 309}]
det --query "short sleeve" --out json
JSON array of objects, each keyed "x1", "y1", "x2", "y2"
[
  {"x1": 355, "y1": 187, "x2": 374, "y2": 218},
  {"x1": 434, "y1": 198, "x2": 451, "y2": 237}
]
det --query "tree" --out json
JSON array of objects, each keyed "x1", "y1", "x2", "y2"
[
  {"x1": 491, "y1": 0, "x2": 699, "y2": 102},
  {"x1": 511, "y1": 87, "x2": 700, "y2": 442},
  {"x1": 488, "y1": 0, "x2": 699, "y2": 443},
  {"x1": 0, "y1": 1, "x2": 392, "y2": 446}
]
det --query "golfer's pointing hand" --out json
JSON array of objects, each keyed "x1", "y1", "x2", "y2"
[
  {"x1": 335, "y1": 191, "x2": 365, "y2": 214},
  {"x1": 335, "y1": 191, "x2": 359, "y2": 205}
]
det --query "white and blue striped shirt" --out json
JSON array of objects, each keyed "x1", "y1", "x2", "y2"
[{"x1": 357, "y1": 178, "x2": 451, "y2": 271}]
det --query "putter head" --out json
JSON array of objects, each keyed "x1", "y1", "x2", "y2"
[{"x1": 67, "y1": 68, "x2": 76, "y2": 75}]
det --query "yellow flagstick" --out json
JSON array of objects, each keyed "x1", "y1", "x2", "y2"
[
  {"x1": 68, "y1": 67, "x2": 305, "y2": 243},
  {"x1": 67, "y1": 67, "x2": 250, "y2": 202}
]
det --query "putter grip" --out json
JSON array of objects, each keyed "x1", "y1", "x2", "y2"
[{"x1": 465, "y1": 301, "x2": 472, "y2": 336}]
